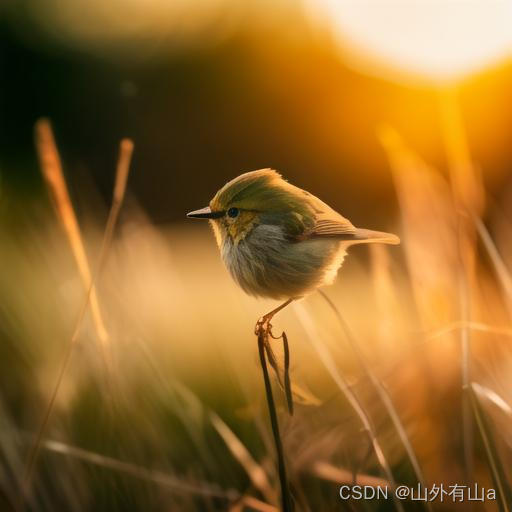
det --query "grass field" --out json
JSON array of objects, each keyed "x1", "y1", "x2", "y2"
[{"x1": 1, "y1": 109, "x2": 511, "y2": 512}]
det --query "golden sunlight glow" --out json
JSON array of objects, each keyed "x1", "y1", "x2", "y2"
[
  {"x1": 306, "y1": 0, "x2": 512, "y2": 83},
  {"x1": 29, "y1": 0, "x2": 234, "y2": 52}
]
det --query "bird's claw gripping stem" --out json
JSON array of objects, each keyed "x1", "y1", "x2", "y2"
[
  {"x1": 255, "y1": 316, "x2": 273, "y2": 337},
  {"x1": 254, "y1": 316, "x2": 294, "y2": 416}
]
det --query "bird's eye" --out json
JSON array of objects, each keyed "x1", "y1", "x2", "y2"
[{"x1": 227, "y1": 207, "x2": 239, "y2": 218}]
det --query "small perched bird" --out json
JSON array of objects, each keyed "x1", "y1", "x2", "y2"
[
  {"x1": 188, "y1": 169, "x2": 399, "y2": 510},
  {"x1": 187, "y1": 169, "x2": 399, "y2": 329}
]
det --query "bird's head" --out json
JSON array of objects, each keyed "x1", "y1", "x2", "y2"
[{"x1": 187, "y1": 169, "x2": 314, "y2": 245}]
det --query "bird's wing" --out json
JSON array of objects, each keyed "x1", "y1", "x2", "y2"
[
  {"x1": 297, "y1": 190, "x2": 358, "y2": 240},
  {"x1": 311, "y1": 217, "x2": 357, "y2": 237},
  {"x1": 297, "y1": 190, "x2": 399, "y2": 244}
]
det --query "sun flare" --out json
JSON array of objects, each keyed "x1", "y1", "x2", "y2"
[{"x1": 306, "y1": 0, "x2": 512, "y2": 83}]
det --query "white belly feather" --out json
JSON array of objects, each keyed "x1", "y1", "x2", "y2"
[{"x1": 221, "y1": 224, "x2": 345, "y2": 300}]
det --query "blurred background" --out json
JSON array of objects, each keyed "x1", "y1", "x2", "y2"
[{"x1": 1, "y1": 1, "x2": 512, "y2": 511}]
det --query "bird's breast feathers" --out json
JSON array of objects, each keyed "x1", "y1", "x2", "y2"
[{"x1": 220, "y1": 223, "x2": 344, "y2": 300}]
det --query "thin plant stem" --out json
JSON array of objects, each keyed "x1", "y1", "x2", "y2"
[
  {"x1": 210, "y1": 412, "x2": 276, "y2": 505},
  {"x1": 343, "y1": 320, "x2": 512, "y2": 394},
  {"x1": 21, "y1": 434, "x2": 248, "y2": 507},
  {"x1": 426, "y1": 321, "x2": 512, "y2": 340},
  {"x1": 468, "y1": 385, "x2": 511, "y2": 512},
  {"x1": 230, "y1": 496, "x2": 280, "y2": 512},
  {"x1": 257, "y1": 332, "x2": 294, "y2": 512},
  {"x1": 282, "y1": 332, "x2": 293, "y2": 416},
  {"x1": 258, "y1": 298, "x2": 295, "y2": 416},
  {"x1": 265, "y1": 329, "x2": 293, "y2": 416},
  {"x1": 474, "y1": 215, "x2": 512, "y2": 318},
  {"x1": 19, "y1": 131, "x2": 133, "y2": 506},
  {"x1": 457, "y1": 213, "x2": 474, "y2": 484},
  {"x1": 294, "y1": 302, "x2": 404, "y2": 512},
  {"x1": 126, "y1": 336, "x2": 277, "y2": 507},
  {"x1": 35, "y1": 118, "x2": 110, "y2": 361},
  {"x1": 438, "y1": 85, "x2": 480, "y2": 482},
  {"x1": 312, "y1": 461, "x2": 392, "y2": 488},
  {"x1": 318, "y1": 290, "x2": 431, "y2": 512}
]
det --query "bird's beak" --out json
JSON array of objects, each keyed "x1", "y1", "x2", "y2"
[{"x1": 186, "y1": 206, "x2": 224, "y2": 219}]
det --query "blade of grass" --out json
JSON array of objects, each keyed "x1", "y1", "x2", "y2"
[
  {"x1": 20, "y1": 128, "x2": 133, "y2": 506},
  {"x1": 457, "y1": 217, "x2": 474, "y2": 484},
  {"x1": 312, "y1": 461, "x2": 391, "y2": 488},
  {"x1": 439, "y1": 86, "x2": 483, "y2": 483},
  {"x1": 468, "y1": 383, "x2": 512, "y2": 512},
  {"x1": 257, "y1": 332, "x2": 294, "y2": 512},
  {"x1": 293, "y1": 302, "x2": 404, "y2": 512},
  {"x1": 239, "y1": 496, "x2": 279, "y2": 512},
  {"x1": 210, "y1": 412, "x2": 276, "y2": 505},
  {"x1": 343, "y1": 321, "x2": 512, "y2": 394},
  {"x1": 438, "y1": 87, "x2": 484, "y2": 214},
  {"x1": 35, "y1": 118, "x2": 110, "y2": 361},
  {"x1": 32, "y1": 436, "x2": 239, "y2": 501},
  {"x1": 472, "y1": 383, "x2": 512, "y2": 417},
  {"x1": 427, "y1": 321, "x2": 512, "y2": 341},
  {"x1": 282, "y1": 332, "x2": 293, "y2": 416},
  {"x1": 318, "y1": 290, "x2": 431, "y2": 512},
  {"x1": 130, "y1": 338, "x2": 278, "y2": 506},
  {"x1": 474, "y1": 215, "x2": 512, "y2": 318}
]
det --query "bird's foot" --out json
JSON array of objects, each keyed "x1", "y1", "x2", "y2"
[
  {"x1": 254, "y1": 298, "x2": 294, "y2": 337},
  {"x1": 255, "y1": 316, "x2": 294, "y2": 416},
  {"x1": 255, "y1": 315, "x2": 273, "y2": 338}
]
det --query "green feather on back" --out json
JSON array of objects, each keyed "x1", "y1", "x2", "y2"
[
  {"x1": 208, "y1": 168, "x2": 392, "y2": 244},
  {"x1": 210, "y1": 169, "x2": 316, "y2": 238}
]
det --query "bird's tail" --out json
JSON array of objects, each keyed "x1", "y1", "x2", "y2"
[{"x1": 352, "y1": 228, "x2": 400, "y2": 245}]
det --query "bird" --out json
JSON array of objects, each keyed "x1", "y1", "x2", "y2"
[
  {"x1": 188, "y1": 169, "x2": 399, "y2": 510},
  {"x1": 187, "y1": 168, "x2": 399, "y2": 333}
]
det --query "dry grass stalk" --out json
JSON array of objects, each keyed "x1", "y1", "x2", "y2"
[
  {"x1": 294, "y1": 302, "x2": 404, "y2": 512},
  {"x1": 89, "y1": 137, "x2": 133, "y2": 371},
  {"x1": 229, "y1": 496, "x2": 279, "y2": 512},
  {"x1": 347, "y1": 321, "x2": 512, "y2": 393},
  {"x1": 378, "y1": 124, "x2": 458, "y2": 330},
  {"x1": 438, "y1": 86, "x2": 486, "y2": 482},
  {"x1": 437, "y1": 87, "x2": 484, "y2": 214},
  {"x1": 318, "y1": 290, "x2": 431, "y2": 512},
  {"x1": 34, "y1": 118, "x2": 109, "y2": 353},
  {"x1": 210, "y1": 411, "x2": 276, "y2": 505},
  {"x1": 468, "y1": 384, "x2": 511, "y2": 512},
  {"x1": 379, "y1": 121, "x2": 476, "y2": 480},
  {"x1": 257, "y1": 331, "x2": 294, "y2": 512},
  {"x1": 38, "y1": 437, "x2": 238, "y2": 500},
  {"x1": 312, "y1": 461, "x2": 391, "y2": 488},
  {"x1": 370, "y1": 245, "x2": 401, "y2": 346},
  {"x1": 472, "y1": 383, "x2": 512, "y2": 417},
  {"x1": 20, "y1": 126, "x2": 134, "y2": 505},
  {"x1": 474, "y1": 215, "x2": 512, "y2": 318},
  {"x1": 427, "y1": 321, "x2": 512, "y2": 341}
]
